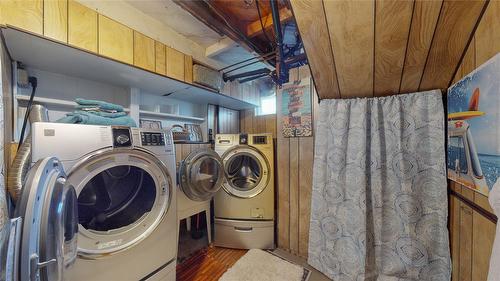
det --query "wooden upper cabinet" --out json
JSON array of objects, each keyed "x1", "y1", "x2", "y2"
[
  {"x1": 133, "y1": 32, "x2": 155, "y2": 72},
  {"x1": 98, "y1": 15, "x2": 133, "y2": 64},
  {"x1": 184, "y1": 55, "x2": 193, "y2": 83},
  {"x1": 68, "y1": 0, "x2": 97, "y2": 52},
  {"x1": 44, "y1": 0, "x2": 68, "y2": 43},
  {"x1": 155, "y1": 41, "x2": 167, "y2": 75},
  {"x1": 166, "y1": 47, "x2": 185, "y2": 81},
  {"x1": 0, "y1": 0, "x2": 43, "y2": 35}
]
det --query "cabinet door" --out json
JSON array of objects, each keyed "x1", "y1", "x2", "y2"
[
  {"x1": 459, "y1": 203, "x2": 473, "y2": 281},
  {"x1": 134, "y1": 32, "x2": 155, "y2": 72},
  {"x1": 68, "y1": 0, "x2": 97, "y2": 52},
  {"x1": 0, "y1": 0, "x2": 43, "y2": 35},
  {"x1": 472, "y1": 211, "x2": 496, "y2": 281},
  {"x1": 155, "y1": 41, "x2": 167, "y2": 75},
  {"x1": 184, "y1": 55, "x2": 193, "y2": 83},
  {"x1": 98, "y1": 15, "x2": 133, "y2": 64},
  {"x1": 44, "y1": 0, "x2": 68, "y2": 42},
  {"x1": 166, "y1": 47, "x2": 185, "y2": 81}
]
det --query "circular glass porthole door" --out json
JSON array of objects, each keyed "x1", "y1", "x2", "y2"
[
  {"x1": 67, "y1": 148, "x2": 172, "y2": 258},
  {"x1": 179, "y1": 149, "x2": 224, "y2": 201},
  {"x1": 222, "y1": 145, "x2": 270, "y2": 198}
]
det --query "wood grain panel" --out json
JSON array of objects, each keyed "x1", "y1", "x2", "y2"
[
  {"x1": 459, "y1": 203, "x2": 473, "y2": 281},
  {"x1": 167, "y1": 47, "x2": 185, "y2": 81},
  {"x1": 155, "y1": 41, "x2": 167, "y2": 75},
  {"x1": 400, "y1": 0, "x2": 442, "y2": 93},
  {"x1": 420, "y1": 0, "x2": 486, "y2": 90},
  {"x1": 288, "y1": 137, "x2": 299, "y2": 254},
  {"x1": 98, "y1": 15, "x2": 134, "y2": 64},
  {"x1": 0, "y1": 0, "x2": 43, "y2": 35},
  {"x1": 185, "y1": 55, "x2": 193, "y2": 83},
  {"x1": 472, "y1": 210, "x2": 496, "y2": 281},
  {"x1": 68, "y1": 0, "x2": 97, "y2": 52},
  {"x1": 290, "y1": 0, "x2": 340, "y2": 99},
  {"x1": 452, "y1": 38, "x2": 475, "y2": 85},
  {"x1": 298, "y1": 137, "x2": 313, "y2": 257},
  {"x1": 323, "y1": 0, "x2": 374, "y2": 98},
  {"x1": 450, "y1": 194, "x2": 460, "y2": 281},
  {"x1": 474, "y1": 193, "x2": 494, "y2": 215},
  {"x1": 133, "y1": 32, "x2": 155, "y2": 72},
  {"x1": 44, "y1": 0, "x2": 68, "y2": 43},
  {"x1": 474, "y1": 0, "x2": 500, "y2": 66},
  {"x1": 374, "y1": 0, "x2": 414, "y2": 96}
]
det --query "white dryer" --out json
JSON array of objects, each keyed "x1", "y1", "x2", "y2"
[
  {"x1": 30, "y1": 122, "x2": 177, "y2": 281},
  {"x1": 213, "y1": 133, "x2": 274, "y2": 249},
  {"x1": 176, "y1": 144, "x2": 225, "y2": 243}
]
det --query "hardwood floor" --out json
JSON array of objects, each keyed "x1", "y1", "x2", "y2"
[{"x1": 176, "y1": 246, "x2": 247, "y2": 281}]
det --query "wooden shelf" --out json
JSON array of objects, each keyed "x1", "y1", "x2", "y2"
[
  {"x1": 2, "y1": 27, "x2": 256, "y2": 110},
  {"x1": 16, "y1": 95, "x2": 130, "y2": 112},
  {"x1": 139, "y1": 110, "x2": 204, "y2": 122}
]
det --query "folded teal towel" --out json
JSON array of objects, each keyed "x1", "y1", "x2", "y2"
[
  {"x1": 75, "y1": 98, "x2": 124, "y2": 112},
  {"x1": 74, "y1": 110, "x2": 127, "y2": 118},
  {"x1": 56, "y1": 111, "x2": 137, "y2": 127}
]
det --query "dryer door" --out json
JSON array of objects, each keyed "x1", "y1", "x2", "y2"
[
  {"x1": 221, "y1": 145, "x2": 270, "y2": 198},
  {"x1": 179, "y1": 148, "x2": 224, "y2": 201},
  {"x1": 66, "y1": 148, "x2": 172, "y2": 258},
  {"x1": 14, "y1": 157, "x2": 78, "y2": 281}
]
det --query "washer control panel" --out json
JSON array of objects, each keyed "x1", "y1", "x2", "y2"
[{"x1": 141, "y1": 132, "x2": 165, "y2": 146}]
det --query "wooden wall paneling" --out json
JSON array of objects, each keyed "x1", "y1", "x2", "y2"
[
  {"x1": 323, "y1": 0, "x2": 374, "y2": 98},
  {"x1": 182, "y1": 143, "x2": 191, "y2": 160},
  {"x1": 265, "y1": 115, "x2": 276, "y2": 138},
  {"x1": 0, "y1": 0, "x2": 43, "y2": 35},
  {"x1": 419, "y1": 0, "x2": 486, "y2": 90},
  {"x1": 155, "y1": 41, "x2": 167, "y2": 75},
  {"x1": 44, "y1": 0, "x2": 68, "y2": 43},
  {"x1": 472, "y1": 210, "x2": 496, "y2": 281},
  {"x1": 400, "y1": 0, "x2": 442, "y2": 93},
  {"x1": 184, "y1": 55, "x2": 193, "y2": 83},
  {"x1": 288, "y1": 137, "x2": 299, "y2": 254},
  {"x1": 374, "y1": 0, "x2": 414, "y2": 96},
  {"x1": 98, "y1": 15, "x2": 134, "y2": 64},
  {"x1": 133, "y1": 32, "x2": 155, "y2": 72},
  {"x1": 452, "y1": 38, "x2": 475, "y2": 84},
  {"x1": 290, "y1": 0, "x2": 340, "y2": 99},
  {"x1": 68, "y1": 0, "x2": 97, "y2": 53},
  {"x1": 474, "y1": 0, "x2": 500, "y2": 66},
  {"x1": 450, "y1": 194, "x2": 461, "y2": 281},
  {"x1": 474, "y1": 193, "x2": 495, "y2": 215},
  {"x1": 175, "y1": 144, "x2": 182, "y2": 166},
  {"x1": 166, "y1": 47, "x2": 185, "y2": 81},
  {"x1": 298, "y1": 136, "x2": 313, "y2": 258},
  {"x1": 459, "y1": 203, "x2": 473, "y2": 281}
]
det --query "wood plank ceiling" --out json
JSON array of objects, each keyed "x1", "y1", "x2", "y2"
[{"x1": 290, "y1": 0, "x2": 489, "y2": 99}]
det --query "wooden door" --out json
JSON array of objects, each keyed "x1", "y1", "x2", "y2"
[
  {"x1": 44, "y1": 0, "x2": 68, "y2": 43},
  {"x1": 166, "y1": 47, "x2": 185, "y2": 81},
  {"x1": 0, "y1": 0, "x2": 43, "y2": 35},
  {"x1": 133, "y1": 32, "x2": 155, "y2": 72},
  {"x1": 155, "y1": 41, "x2": 167, "y2": 75},
  {"x1": 68, "y1": 0, "x2": 97, "y2": 52},
  {"x1": 98, "y1": 15, "x2": 133, "y2": 64}
]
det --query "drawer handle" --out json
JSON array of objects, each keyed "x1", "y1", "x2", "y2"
[{"x1": 234, "y1": 226, "x2": 253, "y2": 232}]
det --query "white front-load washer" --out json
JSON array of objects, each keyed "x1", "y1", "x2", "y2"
[
  {"x1": 30, "y1": 122, "x2": 177, "y2": 281},
  {"x1": 213, "y1": 133, "x2": 275, "y2": 249}
]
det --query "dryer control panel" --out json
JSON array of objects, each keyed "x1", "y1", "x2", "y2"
[{"x1": 141, "y1": 132, "x2": 165, "y2": 146}]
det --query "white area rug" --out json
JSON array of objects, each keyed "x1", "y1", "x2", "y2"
[{"x1": 219, "y1": 249, "x2": 310, "y2": 281}]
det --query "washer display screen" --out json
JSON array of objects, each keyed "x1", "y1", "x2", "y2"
[{"x1": 78, "y1": 165, "x2": 156, "y2": 231}]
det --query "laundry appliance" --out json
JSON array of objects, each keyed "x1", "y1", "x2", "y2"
[
  {"x1": 4, "y1": 157, "x2": 79, "y2": 281},
  {"x1": 213, "y1": 133, "x2": 275, "y2": 249},
  {"x1": 176, "y1": 144, "x2": 225, "y2": 243},
  {"x1": 30, "y1": 122, "x2": 177, "y2": 281}
]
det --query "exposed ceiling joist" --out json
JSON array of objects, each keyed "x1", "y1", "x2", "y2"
[
  {"x1": 206, "y1": 37, "x2": 238, "y2": 58},
  {"x1": 246, "y1": 7, "x2": 293, "y2": 38}
]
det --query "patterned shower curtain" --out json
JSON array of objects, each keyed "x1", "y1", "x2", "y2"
[{"x1": 309, "y1": 90, "x2": 450, "y2": 281}]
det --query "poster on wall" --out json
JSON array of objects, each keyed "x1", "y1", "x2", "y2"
[
  {"x1": 447, "y1": 53, "x2": 500, "y2": 196},
  {"x1": 281, "y1": 78, "x2": 312, "y2": 137}
]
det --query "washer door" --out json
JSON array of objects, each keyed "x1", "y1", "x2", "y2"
[
  {"x1": 221, "y1": 145, "x2": 270, "y2": 198},
  {"x1": 66, "y1": 148, "x2": 172, "y2": 258},
  {"x1": 15, "y1": 157, "x2": 78, "y2": 281},
  {"x1": 179, "y1": 148, "x2": 224, "y2": 201}
]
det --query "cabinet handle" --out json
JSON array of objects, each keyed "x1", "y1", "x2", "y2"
[{"x1": 234, "y1": 226, "x2": 253, "y2": 232}]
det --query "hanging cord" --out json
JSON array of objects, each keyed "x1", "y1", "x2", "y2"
[
  {"x1": 255, "y1": 0, "x2": 275, "y2": 51},
  {"x1": 18, "y1": 76, "x2": 38, "y2": 150}
]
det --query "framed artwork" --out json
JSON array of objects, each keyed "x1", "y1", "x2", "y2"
[
  {"x1": 140, "y1": 119, "x2": 162, "y2": 130},
  {"x1": 281, "y1": 77, "x2": 313, "y2": 137},
  {"x1": 447, "y1": 53, "x2": 500, "y2": 196}
]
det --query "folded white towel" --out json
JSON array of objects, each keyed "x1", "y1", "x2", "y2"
[{"x1": 488, "y1": 178, "x2": 500, "y2": 281}]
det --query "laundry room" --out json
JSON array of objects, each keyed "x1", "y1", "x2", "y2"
[{"x1": 0, "y1": 1, "x2": 500, "y2": 281}]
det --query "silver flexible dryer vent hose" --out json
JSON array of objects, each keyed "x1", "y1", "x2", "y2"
[{"x1": 7, "y1": 104, "x2": 49, "y2": 203}]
